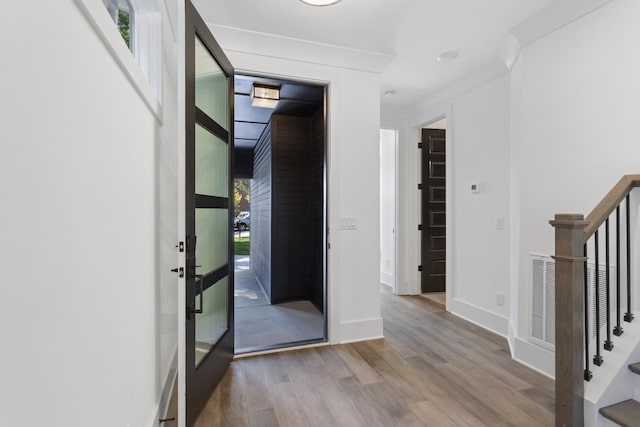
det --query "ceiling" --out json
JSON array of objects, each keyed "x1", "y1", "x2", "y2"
[
  {"x1": 194, "y1": 0, "x2": 561, "y2": 117},
  {"x1": 234, "y1": 75, "x2": 324, "y2": 150}
]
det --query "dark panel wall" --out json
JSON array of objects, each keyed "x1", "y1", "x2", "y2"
[
  {"x1": 271, "y1": 115, "x2": 313, "y2": 303},
  {"x1": 250, "y1": 124, "x2": 272, "y2": 299},
  {"x1": 251, "y1": 112, "x2": 325, "y2": 309},
  {"x1": 308, "y1": 108, "x2": 325, "y2": 312},
  {"x1": 234, "y1": 148, "x2": 254, "y2": 179}
]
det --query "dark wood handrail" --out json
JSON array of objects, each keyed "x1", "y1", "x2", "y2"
[{"x1": 584, "y1": 174, "x2": 640, "y2": 240}]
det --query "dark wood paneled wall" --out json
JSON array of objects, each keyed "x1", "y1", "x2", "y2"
[
  {"x1": 250, "y1": 112, "x2": 325, "y2": 308},
  {"x1": 234, "y1": 148, "x2": 254, "y2": 179},
  {"x1": 250, "y1": 124, "x2": 272, "y2": 299},
  {"x1": 271, "y1": 115, "x2": 313, "y2": 304}
]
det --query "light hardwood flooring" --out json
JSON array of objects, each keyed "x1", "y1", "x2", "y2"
[
  {"x1": 420, "y1": 292, "x2": 446, "y2": 309},
  {"x1": 195, "y1": 286, "x2": 555, "y2": 426}
]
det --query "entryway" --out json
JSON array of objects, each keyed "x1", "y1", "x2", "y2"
[{"x1": 232, "y1": 74, "x2": 328, "y2": 353}]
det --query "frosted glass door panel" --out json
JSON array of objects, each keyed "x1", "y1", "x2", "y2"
[
  {"x1": 195, "y1": 277, "x2": 228, "y2": 366},
  {"x1": 195, "y1": 208, "x2": 228, "y2": 275},
  {"x1": 195, "y1": 124, "x2": 228, "y2": 197},
  {"x1": 195, "y1": 37, "x2": 228, "y2": 130}
]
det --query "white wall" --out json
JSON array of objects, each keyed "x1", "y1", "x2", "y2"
[
  {"x1": 512, "y1": 0, "x2": 640, "y2": 375},
  {"x1": 0, "y1": 1, "x2": 179, "y2": 426},
  {"x1": 405, "y1": 75, "x2": 512, "y2": 336},
  {"x1": 381, "y1": 117, "x2": 412, "y2": 296},
  {"x1": 380, "y1": 129, "x2": 396, "y2": 288},
  {"x1": 208, "y1": 26, "x2": 385, "y2": 343}
]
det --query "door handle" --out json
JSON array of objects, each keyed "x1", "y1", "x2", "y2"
[{"x1": 195, "y1": 274, "x2": 204, "y2": 314}]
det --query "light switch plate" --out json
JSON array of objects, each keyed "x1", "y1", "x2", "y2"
[{"x1": 340, "y1": 216, "x2": 357, "y2": 230}]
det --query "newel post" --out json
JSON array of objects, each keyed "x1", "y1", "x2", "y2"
[{"x1": 550, "y1": 214, "x2": 588, "y2": 427}]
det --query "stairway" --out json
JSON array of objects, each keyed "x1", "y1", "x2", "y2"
[{"x1": 600, "y1": 363, "x2": 640, "y2": 426}]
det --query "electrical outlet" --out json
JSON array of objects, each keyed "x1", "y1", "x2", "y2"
[
  {"x1": 496, "y1": 292, "x2": 505, "y2": 306},
  {"x1": 496, "y1": 217, "x2": 504, "y2": 230}
]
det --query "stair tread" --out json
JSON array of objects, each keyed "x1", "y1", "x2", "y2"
[
  {"x1": 629, "y1": 362, "x2": 640, "y2": 375},
  {"x1": 600, "y1": 400, "x2": 640, "y2": 427}
]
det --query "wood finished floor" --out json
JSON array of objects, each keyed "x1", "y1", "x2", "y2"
[{"x1": 195, "y1": 286, "x2": 555, "y2": 426}]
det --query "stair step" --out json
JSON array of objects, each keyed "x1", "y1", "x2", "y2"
[
  {"x1": 629, "y1": 362, "x2": 640, "y2": 375},
  {"x1": 600, "y1": 400, "x2": 640, "y2": 427}
]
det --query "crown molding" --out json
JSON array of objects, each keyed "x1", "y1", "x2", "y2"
[
  {"x1": 208, "y1": 24, "x2": 394, "y2": 74},
  {"x1": 510, "y1": 0, "x2": 614, "y2": 47}
]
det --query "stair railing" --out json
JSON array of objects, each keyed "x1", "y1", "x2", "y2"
[{"x1": 550, "y1": 174, "x2": 640, "y2": 427}]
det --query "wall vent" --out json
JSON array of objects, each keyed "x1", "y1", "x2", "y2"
[
  {"x1": 530, "y1": 255, "x2": 555, "y2": 349},
  {"x1": 529, "y1": 253, "x2": 617, "y2": 350}
]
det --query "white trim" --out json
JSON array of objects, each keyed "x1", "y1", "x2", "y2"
[
  {"x1": 75, "y1": 0, "x2": 162, "y2": 120},
  {"x1": 380, "y1": 272, "x2": 395, "y2": 288},
  {"x1": 380, "y1": 127, "x2": 398, "y2": 293},
  {"x1": 176, "y1": 0, "x2": 186, "y2": 424},
  {"x1": 509, "y1": 0, "x2": 615, "y2": 47},
  {"x1": 449, "y1": 298, "x2": 510, "y2": 337},
  {"x1": 233, "y1": 341, "x2": 330, "y2": 359},
  {"x1": 208, "y1": 25, "x2": 394, "y2": 75},
  {"x1": 413, "y1": 61, "x2": 507, "y2": 118},
  {"x1": 149, "y1": 347, "x2": 178, "y2": 427},
  {"x1": 338, "y1": 318, "x2": 384, "y2": 344},
  {"x1": 512, "y1": 337, "x2": 555, "y2": 379}
]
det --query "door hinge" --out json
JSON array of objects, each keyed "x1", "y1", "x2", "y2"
[
  {"x1": 418, "y1": 183, "x2": 423, "y2": 190},
  {"x1": 171, "y1": 267, "x2": 184, "y2": 278},
  {"x1": 176, "y1": 241, "x2": 184, "y2": 252},
  {"x1": 418, "y1": 265, "x2": 423, "y2": 272},
  {"x1": 418, "y1": 142, "x2": 423, "y2": 149},
  {"x1": 418, "y1": 224, "x2": 423, "y2": 231}
]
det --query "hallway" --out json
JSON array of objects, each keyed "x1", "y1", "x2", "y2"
[{"x1": 195, "y1": 286, "x2": 554, "y2": 426}]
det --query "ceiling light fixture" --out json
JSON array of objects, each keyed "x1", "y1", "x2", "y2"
[
  {"x1": 436, "y1": 50, "x2": 459, "y2": 63},
  {"x1": 299, "y1": 0, "x2": 342, "y2": 6},
  {"x1": 251, "y1": 83, "x2": 280, "y2": 109}
]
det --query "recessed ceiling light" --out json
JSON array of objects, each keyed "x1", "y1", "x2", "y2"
[
  {"x1": 436, "y1": 50, "x2": 459, "y2": 63},
  {"x1": 299, "y1": 0, "x2": 342, "y2": 6}
]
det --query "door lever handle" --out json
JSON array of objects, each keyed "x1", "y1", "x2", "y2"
[
  {"x1": 195, "y1": 274, "x2": 204, "y2": 314},
  {"x1": 171, "y1": 267, "x2": 184, "y2": 278}
]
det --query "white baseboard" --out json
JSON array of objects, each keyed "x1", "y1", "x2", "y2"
[
  {"x1": 513, "y1": 337, "x2": 554, "y2": 378},
  {"x1": 148, "y1": 348, "x2": 178, "y2": 427},
  {"x1": 380, "y1": 271, "x2": 395, "y2": 287},
  {"x1": 338, "y1": 317, "x2": 384, "y2": 344},
  {"x1": 449, "y1": 298, "x2": 509, "y2": 337}
]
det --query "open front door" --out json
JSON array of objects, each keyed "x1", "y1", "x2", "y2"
[{"x1": 185, "y1": 1, "x2": 234, "y2": 424}]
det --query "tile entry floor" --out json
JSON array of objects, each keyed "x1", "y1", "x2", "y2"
[{"x1": 234, "y1": 255, "x2": 324, "y2": 352}]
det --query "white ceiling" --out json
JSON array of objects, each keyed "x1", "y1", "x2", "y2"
[{"x1": 193, "y1": 0, "x2": 561, "y2": 116}]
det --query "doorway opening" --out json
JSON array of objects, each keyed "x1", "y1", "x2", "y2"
[
  {"x1": 380, "y1": 128, "x2": 397, "y2": 293},
  {"x1": 420, "y1": 117, "x2": 447, "y2": 309},
  {"x1": 232, "y1": 74, "x2": 328, "y2": 353}
]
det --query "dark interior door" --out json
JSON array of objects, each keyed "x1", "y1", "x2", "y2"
[
  {"x1": 185, "y1": 1, "x2": 234, "y2": 424},
  {"x1": 421, "y1": 128, "x2": 446, "y2": 293}
]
